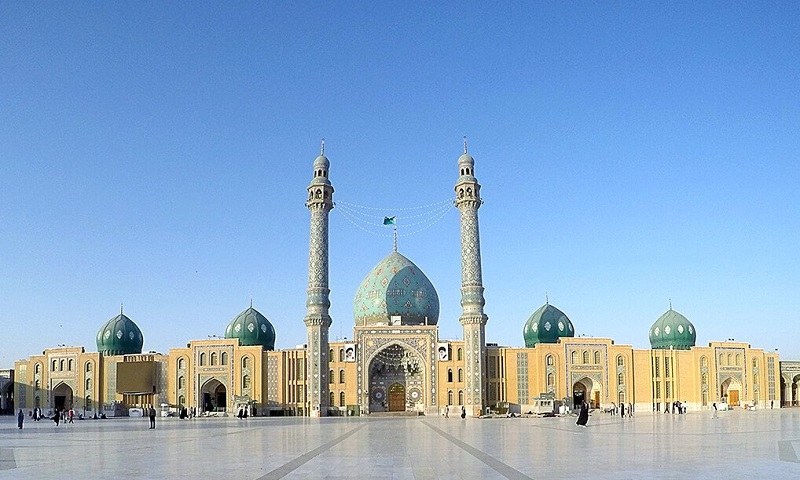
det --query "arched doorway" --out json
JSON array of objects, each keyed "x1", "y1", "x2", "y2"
[
  {"x1": 720, "y1": 377, "x2": 742, "y2": 406},
  {"x1": 201, "y1": 379, "x2": 227, "y2": 413},
  {"x1": 573, "y1": 377, "x2": 601, "y2": 409},
  {"x1": 388, "y1": 383, "x2": 406, "y2": 412},
  {"x1": 368, "y1": 344, "x2": 424, "y2": 413},
  {"x1": 53, "y1": 383, "x2": 73, "y2": 411},
  {"x1": 792, "y1": 375, "x2": 800, "y2": 406}
]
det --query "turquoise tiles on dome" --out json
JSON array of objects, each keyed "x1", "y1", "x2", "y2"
[{"x1": 353, "y1": 251, "x2": 440, "y2": 326}]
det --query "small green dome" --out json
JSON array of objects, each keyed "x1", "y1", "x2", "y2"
[
  {"x1": 353, "y1": 251, "x2": 440, "y2": 326},
  {"x1": 649, "y1": 308, "x2": 696, "y2": 350},
  {"x1": 523, "y1": 303, "x2": 574, "y2": 347},
  {"x1": 96, "y1": 313, "x2": 144, "y2": 356},
  {"x1": 225, "y1": 307, "x2": 276, "y2": 350}
]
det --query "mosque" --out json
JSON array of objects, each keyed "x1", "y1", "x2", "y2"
[{"x1": 10, "y1": 145, "x2": 796, "y2": 417}]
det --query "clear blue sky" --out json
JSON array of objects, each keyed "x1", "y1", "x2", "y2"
[{"x1": 2, "y1": 2, "x2": 798, "y2": 366}]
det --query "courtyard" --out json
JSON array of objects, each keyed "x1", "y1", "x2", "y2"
[{"x1": 2, "y1": 408, "x2": 800, "y2": 479}]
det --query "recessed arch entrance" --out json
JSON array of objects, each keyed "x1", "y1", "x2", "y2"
[
  {"x1": 367, "y1": 343, "x2": 424, "y2": 413},
  {"x1": 52, "y1": 382, "x2": 73, "y2": 411},
  {"x1": 720, "y1": 377, "x2": 742, "y2": 406},
  {"x1": 201, "y1": 379, "x2": 227, "y2": 413},
  {"x1": 573, "y1": 377, "x2": 601, "y2": 409}
]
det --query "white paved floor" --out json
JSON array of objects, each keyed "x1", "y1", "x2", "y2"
[{"x1": 2, "y1": 408, "x2": 800, "y2": 479}]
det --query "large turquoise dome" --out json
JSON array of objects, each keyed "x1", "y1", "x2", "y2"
[
  {"x1": 353, "y1": 251, "x2": 440, "y2": 326},
  {"x1": 96, "y1": 313, "x2": 144, "y2": 356},
  {"x1": 225, "y1": 307, "x2": 276, "y2": 350},
  {"x1": 523, "y1": 303, "x2": 574, "y2": 347},
  {"x1": 649, "y1": 308, "x2": 696, "y2": 350}
]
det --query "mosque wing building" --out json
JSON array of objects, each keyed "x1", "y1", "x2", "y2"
[{"x1": 10, "y1": 144, "x2": 793, "y2": 418}]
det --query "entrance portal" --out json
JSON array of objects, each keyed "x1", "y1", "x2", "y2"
[
  {"x1": 201, "y1": 379, "x2": 227, "y2": 413},
  {"x1": 388, "y1": 383, "x2": 406, "y2": 412},
  {"x1": 720, "y1": 377, "x2": 742, "y2": 407},
  {"x1": 573, "y1": 377, "x2": 600, "y2": 409},
  {"x1": 53, "y1": 383, "x2": 73, "y2": 411},
  {"x1": 367, "y1": 344, "x2": 424, "y2": 413}
]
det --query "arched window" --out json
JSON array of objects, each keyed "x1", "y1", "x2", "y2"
[
  {"x1": 221, "y1": 352, "x2": 228, "y2": 365},
  {"x1": 582, "y1": 351, "x2": 589, "y2": 364},
  {"x1": 547, "y1": 373, "x2": 554, "y2": 386},
  {"x1": 210, "y1": 353, "x2": 218, "y2": 366},
  {"x1": 178, "y1": 376, "x2": 185, "y2": 389},
  {"x1": 448, "y1": 390, "x2": 453, "y2": 405},
  {"x1": 68, "y1": 359, "x2": 74, "y2": 371},
  {"x1": 727, "y1": 354, "x2": 732, "y2": 365},
  {"x1": 199, "y1": 353, "x2": 206, "y2": 366},
  {"x1": 618, "y1": 373, "x2": 624, "y2": 386},
  {"x1": 458, "y1": 369, "x2": 463, "y2": 382},
  {"x1": 571, "y1": 351, "x2": 578, "y2": 364},
  {"x1": 52, "y1": 360, "x2": 57, "y2": 371},
  {"x1": 329, "y1": 391, "x2": 335, "y2": 406},
  {"x1": 339, "y1": 392, "x2": 345, "y2": 407},
  {"x1": 85, "y1": 378, "x2": 91, "y2": 390},
  {"x1": 339, "y1": 369, "x2": 345, "y2": 383},
  {"x1": 59, "y1": 359, "x2": 65, "y2": 371},
  {"x1": 447, "y1": 368, "x2": 453, "y2": 382},
  {"x1": 242, "y1": 357, "x2": 249, "y2": 369},
  {"x1": 617, "y1": 355, "x2": 624, "y2": 367},
  {"x1": 329, "y1": 349, "x2": 334, "y2": 361},
  {"x1": 753, "y1": 358, "x2": 759, "y2": 369},
  {"x1": 546, "y1": 355, "x2": 554, "y2": 366},
  {"x1": 457, "y1": 348, "x2": 463, "y2": 361},
  {"x1": 701, "y1": 356, "x2": 708, "y2": 368},
  {"x1": 458, "y1": 390, "x2": 464, "y2": 405},
  {"x1": 35, "y1": 364, "x2": 41, "y2": 374},
  {"x1": 85, "y1": 362, "x2": 92, "y2": 373},
  {"x1": 85, "y1": 396, "x2": 91, "y2": 409},
  {"x1": 339, "y1": 349, "x2": 344, "y2": 362},
  {"x1": 736, "y1": 354, "x2": 741, "y2": 366},
  {"x1": 178, "y1": 358, "x2": 186, "y2": 369},
  {"x1": 178, "y1": 395, "x2": 185, "y2": 406},
  {"x1": 243, "y1": 375, "x2": 250, "y2": 389},
  {"x1": 594, "y1": 351, "x2": 600, "y2": 364},
  {"x1": 719, "y1": 354, "x2": 725, "y2": 365},
  {"x1": 329, "y1": 370, "x2": 334, "y2": 384}
]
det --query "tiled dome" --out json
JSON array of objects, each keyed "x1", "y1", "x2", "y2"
[
  {"x1": 353, "y1": 251, "x2": 440, "y2": 326},
  {"x1": 96, "y1": 313, "x2": 144, "y2": 356},
  {"x1": 225, "y1": 306, "x2": 276, "y2": 350},
  {"x1": 523, "y1": 303, "x2": 575, "y2": 347}
]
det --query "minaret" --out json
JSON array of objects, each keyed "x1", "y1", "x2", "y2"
[
  {"x1": 454, "y1": 138, "x2": 488, "y2": 416},
  {"x1": 304, "y1": 140, "x2": 334, "y2": 416}
]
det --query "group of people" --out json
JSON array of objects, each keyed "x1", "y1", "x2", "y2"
[
  {"x1": 665, "y1": 401, "x2": 688, "y2": 414},
  {"x1": 237, "y1": 407, "x2": 249, "y2": 419},
  {"x1": 608, "y1": 402, "x2": 635, "y2": 418}
]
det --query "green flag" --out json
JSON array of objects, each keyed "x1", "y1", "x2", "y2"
[{"x1": 383, "y1": 216, "x2": 396, "y2": 225}]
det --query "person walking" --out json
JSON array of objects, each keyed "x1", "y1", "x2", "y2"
[
  {"x1": 17, "y1": 409, "x2": 24, "y2": 429},
  {"x1": 148, "y1": 405, "x2": 156, "y2": 429},
  {"x1": 68, "y1": 408, "x2": 74, "y2": 424},
  {"x1": 712, "y1": 402, "x2": 718, "y2": 419},
  {"x1": 53, "y1": 409, "x2": 60, "y2": 426},
  {"x1": 461, "y1": 406, "x2": 466, "y2": 419},
  {"x1": 576, "y1": 400, "x2": 589, "y2": 427},
  {"x1": 445, "y1": 405, "x2": 449, "y2": 418}
]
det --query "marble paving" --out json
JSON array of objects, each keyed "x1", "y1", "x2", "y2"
[{"x1": 2, "y1": 408, "x2": 800, "y2": 479}]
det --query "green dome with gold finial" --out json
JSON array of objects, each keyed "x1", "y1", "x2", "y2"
[
  {"x1": 225, "y1": 306, "x2": 276, "y2": 350},
  {"x1": 96, "y1": 311, "x2": 144, "y2": 356}
]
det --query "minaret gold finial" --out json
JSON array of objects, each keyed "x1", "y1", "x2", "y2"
[
  {"x1": 463, "y1": 136, "x2": 468, "y2": 154},
  {"x1": 250, "y1": 297, "x2": 253, "y2": 308},
  {"x1": 320, "y1": 138, "x2": 325, "y2": 156},
  {"x1": 120, "y1": 303, "x2": 123, "y2": 315},
  {"x1": 393, "y1": 226, "x2": 398, "y2": 252},
  {"x1": 669, "y1": 298, "x2": 672, "y2": 310},
  {"x1": 545, "y1": 292, "x2": 549, "y2": 305}
]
